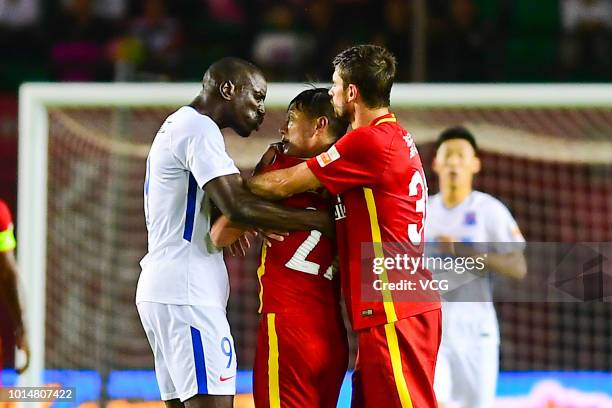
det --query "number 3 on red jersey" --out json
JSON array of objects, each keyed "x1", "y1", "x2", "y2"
[{"x1": 408, "y1": 170, "x2": 427, "y2": 246}]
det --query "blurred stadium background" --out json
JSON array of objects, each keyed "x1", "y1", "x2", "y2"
[{"x1": 1, "y1": 0, "x2": 612, "y2": 407}]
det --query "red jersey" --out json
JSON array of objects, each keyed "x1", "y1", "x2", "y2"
[
  {"x1": 307, "y1": 113, "x2": 440, "y2": 330},
  {"x1": 0, "y1": 199, "x2": 16, "y2": 252},
  {"x1": 0, "y1": 199, "x2": 16, "y2": 373},
  {"x1": 257, "y1": 146, "x2": 340, "y2": 314},
  {"x1": 0, "y1": 199, "x2": 12, "y2": 231}
]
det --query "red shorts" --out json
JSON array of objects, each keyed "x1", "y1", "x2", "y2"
[
  {"x1": 254, "y1": 311, "x2": 348, "y2": 408},
  {"x1": 352, "y1": 308, "x2": 442, "y2": 408}
]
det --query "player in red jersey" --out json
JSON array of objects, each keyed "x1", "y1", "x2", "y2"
[
  {"x1": 211, "y1": 88, "x2": 349, "y2": 408},
  {"x1": 248, "y1": 45, "x2": 442, "y2": 407},
  {"x1": 0, "y1": 199, "x2": 30, "y2": 379}
]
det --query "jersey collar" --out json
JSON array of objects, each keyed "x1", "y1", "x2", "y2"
[{"x1": 371, "y1": 112, "x2": 397, "y2": 126}]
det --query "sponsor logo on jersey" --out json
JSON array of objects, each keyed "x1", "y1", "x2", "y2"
[
  {"x1": 464, "y1": 211, "x2": 477, "y2": 225},
  {"x1": 361, "y1": 309, "x2": 373, "y2": 316},
  {"x1": 403, "y1": 132, "x2": 418, "y2": 158},
  {"x1": 316, "y1": 145, "x2": 340, "y2": 167},
  {"x1": 219, "y1": 375, "x2": 235, "y2": 382},
  {"x1": 334, "y1": 195, "x2": 346, "y2": 220}
]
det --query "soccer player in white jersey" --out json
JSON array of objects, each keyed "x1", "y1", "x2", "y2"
[
  {"x1": 136, "y1": 58, "x2": 334, "y2": 408},
  {"x1": 426, "y1": 127, "x2": 527, "y2": 408}
]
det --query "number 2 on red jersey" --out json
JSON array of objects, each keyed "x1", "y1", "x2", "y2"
[{"x1": 285, "y1": 230, "x2": 334, "y2": 280}]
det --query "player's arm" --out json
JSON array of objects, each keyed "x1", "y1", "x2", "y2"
[
  {"x1": 205, "y1": 173, "x2": 334, "y2": 238},
  {"x1": 210, "y1": 144, "x2": 287, "y2": 248},
  {"x1": 480, "y1": 202, "x2": 528, "y2": 280},
  {"x1": 481, "y1": 250, "x2": 527, "y2": 280},
  {"x1": 183, "y1": 125, "x2": 331, "y2": 236},
  {"x1": 210, "y1": 217, "x2": 286, "y2": 253},
  {"x1": 209, "y1": 215, "x2": 248, "y2": 248},
  {"x1": 0, "y1": 237, "x2": 30, "y2": 373},
  {"x1": 454, "y1": 241, "x2": 527, "y2": 280},
  {"x1": 251, "y1": 130, "x2": 389, "y2": 200},
  {"x1": 247, "y1": 161, "x2": 321, "y2": 200},
  {"x1": 0, "y1": 250, "x2": 24, "y2": 335},
  {"x1": 439, "y1": 236, "x2": 527, "y2": 280},
  {"x1": 207, "y1": 196, "x2": 248, "y2": 249}
]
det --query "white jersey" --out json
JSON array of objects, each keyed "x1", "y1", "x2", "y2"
[
  {"x1": 425, "y1": 191, "x2": 525, "y2": 343},
  {"x1": 136, "y1": 106, "x2": 239, "y2": 307}
]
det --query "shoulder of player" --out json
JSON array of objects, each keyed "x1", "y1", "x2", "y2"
[
  {"x1": 338, "y1": 125, "x2": 389, "y2": 150},
  {"x1": 425, "y1": 193, "x2": 446, "y2": 220},
  {"x1": 361, "y1": 120, "x2": 409, "y2": 141},
  {"x1": 172, "y1": 107, "x2": 222, "y2": 136},
  {"x1": 342, "y1": 126, "x2": 369, "y2": 140},
  {"x1": 427, "y1": 192, "x2": 442, "y2": 207},
  {"x1": 472, "y1": 191, "x2": 513, "y2": 216}
]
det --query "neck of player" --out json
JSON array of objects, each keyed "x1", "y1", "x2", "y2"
[
  {"x1": 441, "y1": 184, "x2": 473, "y2": 208},
  {"x1": 190, "y1": 94, "x2": 227, "y2": 128},
  {"x1": 352, "y1": 105, "x2": 389, "y2": 129}
]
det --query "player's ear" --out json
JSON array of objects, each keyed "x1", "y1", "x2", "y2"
[
  {"x1": 315, "y1": 116, "x2": 328, "y2": 132},
  {"x1": 472, "y1": 156, "x2": 481, "y2": 174},
  {"x1": 347, "y1": 84, "x2": 358, "y2": 103},
  {"x1": 219, "y1": 80, "x2": 235, "y2": 101},
  {"x1": 432, "y1": 157, "x2": 440, "y2": 174}
]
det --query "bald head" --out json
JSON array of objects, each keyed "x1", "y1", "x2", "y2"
[
  {"x1": 202, "y1": 57, "x2": 264, "y2": 90},
  {"x1": 195, "y1": 58, "x2": 267, "y2": 138}
]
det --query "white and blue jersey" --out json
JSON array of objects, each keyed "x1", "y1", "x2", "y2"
[
  {"x1": 427, "y1": 190, "x2": 525, "y2": 408},
  {"x1": 426, "y1": 190, "x2": 525, "y2": 343},
  {"x1": 136, "y1": 106, "x2": 240, "y2": 400},
  {"x1": 137, "y1": 106, "x2": 239, "y2": 307}
]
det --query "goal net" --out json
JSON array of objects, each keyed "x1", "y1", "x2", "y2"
[{"x1": 18, "y1": 84, "x2": 612, "y2": 402}]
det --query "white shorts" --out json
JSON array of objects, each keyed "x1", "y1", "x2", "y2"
[
  {"x1": 434, "y1": 340, "x2": 499, "y2": 408},
  {"x1": 136, "y1": 302, "x2": 237, "y2": 401}
]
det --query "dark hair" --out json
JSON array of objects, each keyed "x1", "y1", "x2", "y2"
[
  {"x1": 203, "y1": 57, "x2": 263, "y2": 86},
  {"x1": 332, "y1": 44, "x2": 397, "y2": 108},
  {"x1": 288, "y1": 88, "x2": 349, "y2": 139},
  {"x1": 436, "y1": 126, "x2": 479, "y2": 154}
]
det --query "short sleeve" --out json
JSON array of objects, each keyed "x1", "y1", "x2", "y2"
[
  {"x1": 0, "y1": 201, "x2": 16, "y2": 252},
  {"x1": 306, "y1": 130, "x2": 387, "y2": 195},
  {"x1": 487, "y1": 198, "x2": 526, "y2": 253},
  {"x1": 172, "y1": 117, "x2": 239, "y2": 188}
]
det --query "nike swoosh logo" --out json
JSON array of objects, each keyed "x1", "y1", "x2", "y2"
[{"x1": 219, "y1": 375, "x2": 235, "y2": 382}]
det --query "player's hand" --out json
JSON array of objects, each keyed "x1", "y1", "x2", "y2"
[
  {"x1": 324, "y1": 256, "x2": 340, "y2": 280},
  {"x1": 436, "y1": 235, "x2": 456, "y2": 256},
  {"x1": 227, "y1": 232, "x2": 255, "y2": 257},
  {"x1": 15, "y1": 329, "x2": 30, "y2": 374},
  {"x1": 332, "y1": 256, "x2": 339, "y2": 273},
  {"x1": 257, "y1": 230, "x2": 288, "y2": 247}
]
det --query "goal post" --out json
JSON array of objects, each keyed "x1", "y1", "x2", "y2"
[{"x1": 17, "y1": 82, "x2": 612, "y2": 398}]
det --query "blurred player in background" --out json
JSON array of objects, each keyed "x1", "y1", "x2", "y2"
[
  {"x1": 211, "y1": 88, "x2": 349, "y2": 408},
  {"x1": 0, "y1": 199, "x2": 30, "y2": 378},
  {"x1": 426, "y1": 127, "x2": 527, "y2": 408},
  {"x1": 248, "y1": 44, "x2": 441, "y2": 408},
  {"x1": 136, "y1": 58, "x2": 334, "y2": 408}
]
